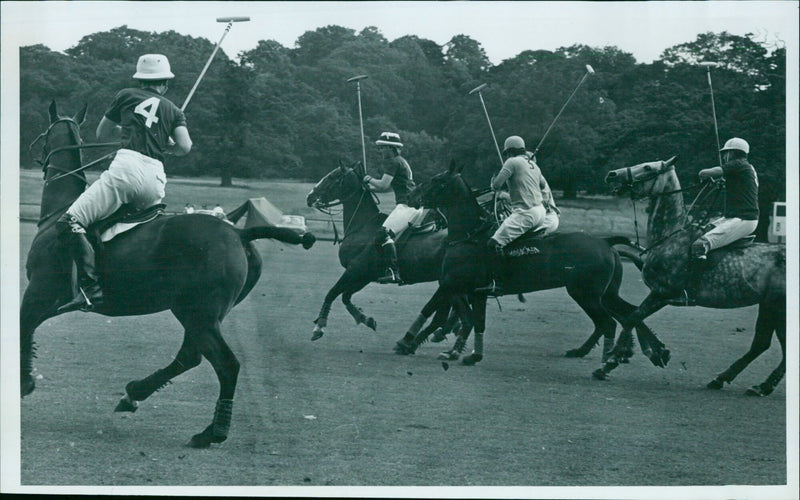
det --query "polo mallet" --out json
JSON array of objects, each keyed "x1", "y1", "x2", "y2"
[
  {"x1": 531, "y1": 64, "x2": 595, "y2": 159},
  {"x1": 699, "y1": 61, "x2": 723, "y2": 166},
  {"x1": 181, "y1": 16, "x2": 250, "y2": 112},
  {"x1": 468, "y1": 83, "x2": 504, "y2": 168},
  {"x1": 347, "y1": 75, "x2": 369, "y2": 171}
]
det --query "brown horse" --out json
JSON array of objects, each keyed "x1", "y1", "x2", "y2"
[
  {"x1": 305, "y1": 162, "x2": 457, "y2": 342},
  {"x1": 600, "y1": 157, "x2": 786, "y2": 396},
  {"x1": 21, "y1": 101, "x2": 316, "y2": 447},
  {"x1": 401, "y1": 160, "x2": 657, "y2": 365}
]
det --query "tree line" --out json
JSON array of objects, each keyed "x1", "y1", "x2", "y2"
[{"x1": 19, "y1": 26, "x2": 785, "y2": 237}]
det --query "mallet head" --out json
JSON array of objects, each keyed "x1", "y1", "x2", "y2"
[
  {"x1": 347, "y1": 75, "x2": 369, "y2": 83},
  {"x1": 217, "y1": 16, "x2": 250, "y2": 22},
  {"x1": 699, "y1": 61, "x2": 719, "y2": 69},
  {"x1": 469, "y1": 83, "x2": 488, "y2": 95},
  {"x1": 586, "y1": 64, "x2": 595, "y2": 74}
]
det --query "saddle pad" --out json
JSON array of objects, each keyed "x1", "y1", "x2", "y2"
[{"x1": 97, "y1": 204, "x2": 166, "y2": 242}]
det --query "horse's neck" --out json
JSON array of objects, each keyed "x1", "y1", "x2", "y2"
[
  {"x1": 341, "y1": 189, "x2": 380, "y2": 235},
  {"x1": 647, "y1": 171, "x2": 686, "y2": 242},
  {"x1": 445, "y1": 190, "x2": 485, "y2": 240},
  {"x1": 40, "y1": 159, "x2": 85, "y2": 226}
]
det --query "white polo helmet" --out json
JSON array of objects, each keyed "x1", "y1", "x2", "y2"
[
  {"x1": 133, "y1": 54, "x2": 175, "y2": 80},
  {"x1": 375, "y1": 132, "x2": 403, "y2": 148},
  {"x1": 503, "y1": 135, "x2": 525, "y2": 152},
  {"x1": 720, "y1": 137, "x2": 749, "y2": 155}
]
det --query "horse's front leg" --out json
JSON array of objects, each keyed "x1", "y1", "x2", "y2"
[
  {"x1": 438, "y1": 294, "x2": 474, "y2": 361},
  {"x1": 20, "y1": 280, "x2": 62, "y2": 397},
  {"x1": 461, "y1": 293, "x2": 487, "y2": 365},
  {"x1": 313, "y1": 266, "x2": 369, "y2": 341},
  {"x1": 394, "y1": 287, "x2": 449, "y2": 355},
  {"x1": 343, "y1": 286, "x2": 377, "y2": 331},
  {"x1": 593, "y1": 293, "x2": 669, "y2": 380}
]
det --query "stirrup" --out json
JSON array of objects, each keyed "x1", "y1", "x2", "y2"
[
  {"x1": 377, "y1": 270, "x2": 403, "y2": 284},
  {"x1": 57, "y1": 286, "x2": 101, "y2": 313},
  {"x1": 475, "y1": 280, "x2": 504, "y2": 296}
]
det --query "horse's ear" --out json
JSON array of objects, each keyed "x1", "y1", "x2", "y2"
[
  {"x1": 456, "y1": 162, "x2": 465, "y2": 174},
  {"x1": 665, "y1": 155, "x2": 677, "y2": 167},
  {"x1": 49, "y1": 100, "x2": 58, "y2": 123},
  {"x1": 74, "y1": 103, "x2": 88, "y2": 125},
  {"x1": 448, "y1": 159, "x2": 456, "y2": 174},
  {"x1": 338, "y1": 159, "x2": 345, "y2": 171}
]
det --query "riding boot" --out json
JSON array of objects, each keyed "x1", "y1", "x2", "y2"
[
  {"x1": 475, "y1": 239, "x2": 505, "y2": 296},
  {"x1": 57, "y1": 216, "x2": 103, "y2": 313},
  {"x1": 377, "y1": 239, "x2": 403, "y2": 284}
]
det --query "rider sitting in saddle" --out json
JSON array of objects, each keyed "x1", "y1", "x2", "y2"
[
  {"x1": 56, "y1": 54, "x2": 193, "y2": 313},
  {"x1": 527, "y1": 151, "x2": 561, "y2": 236},
  {"x1": 691, "y1": 137, "x2": 759, "y2": 261},
  {"x1": 363, "y1": 132, "x2": 423, "y2": 284},
  {"x1": 475, "y1": 135, "x2": 548, "y2": 296}
]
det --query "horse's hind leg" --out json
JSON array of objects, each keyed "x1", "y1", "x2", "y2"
[
  {"x1": 564, "y1": 280, "x2": 616, "y2": 362},
  {"x1": 708, "y1": 303, "x2": 783, "y2": 395},
  {"x1": 747, "y1": 310, "x2": 786, "y2": 396},
  {"x1": 114, "y1": 332, "x2": 202, "y2": 412}
]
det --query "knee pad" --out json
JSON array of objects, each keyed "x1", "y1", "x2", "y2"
[{"x1": 487, "y1": 238, "x2": 503, "y2": 255}]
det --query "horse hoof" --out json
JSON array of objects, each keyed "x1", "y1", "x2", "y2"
[
  {"x1": 592, "y1": 369, "x2": 608, "y2": 381},
  {"x1": 431, "y1": 329, "x2": 447, "y2": 343},
  {"x1": 660, "y1": 349, "x2": 671, "y2": 367},
  {"x1": 187, "y1": 426, "x2": 227, "y2": 448},
  {"x1": 114, "y1": 395, "x2": 139, "y2": 412},
  {"x1": 462, "y1": 354, "x2": 483, "y2": 366},
  {"x1": 706, "y1": 379, "x2": 724, "y2": 390},
  {"x1": 365, "y1": 317, "x2": 377, "y2": 331},
  {"x1": 311, "y1": 328, "x2": 324, "y2": 341},
  {"x1": 393, "y1": 341, "x2": 416, "y2": 355},
  {"x1": 438, "y1": 351, "x2": 459, "y2": 361},
  {"x1": 21, "y1": 375, "x2": 36, "y2": 397},
  {"x1": 565, "y1": 349, "x2": 585, "y2": 358},
  {"x1": 745, "y1": 385, "x2": 770, "y2": 397}
]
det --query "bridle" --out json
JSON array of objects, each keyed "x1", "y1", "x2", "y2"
[
  {"x1": 310, "y1": 166, "x2": 380, "y2": 244},
  {"x1": 615, "y1": 160, "x2": 723, "y2": 255},
  {"x1": 29, "y1": 117, "x2": 119, "y2": 186},
  {"x1": 422, "y1": 173, "x2": 492, "y2": 247}
]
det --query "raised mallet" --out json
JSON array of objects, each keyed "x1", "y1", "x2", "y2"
[
  {"x1": 532, "y1": 64, "x2": 595, "y2": 159},
  {"x1": 347, "y1": 75, "x2": 369, "y2": 171},
  {"x1": 468, "y1": 83, "x2": 504, "y2": 167},
  {"x1": 181, "y1": 16, "x2": 251, "y2": 112},
  {"x1": 700, "y1": 61, "x2": 723, "y2": 165}
]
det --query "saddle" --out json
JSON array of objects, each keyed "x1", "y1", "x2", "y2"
[
  {"x1": 402, "y1": 209, "x2": 447, "y2": 238},
  {"x1": 90, "y1": 203, "x2": 167, "y2": 243},
  {"x1": 724, "y1": 235, "x2": 757, "y2": 249},
  {"x1": 501, "y1": 227, "x2": 548, "y2": 258}
]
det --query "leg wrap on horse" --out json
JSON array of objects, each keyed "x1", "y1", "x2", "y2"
[{"x1": 212, "y1": 398, "x2": 234, "y2": 437}]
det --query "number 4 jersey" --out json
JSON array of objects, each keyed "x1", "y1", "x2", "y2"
[{"x1": 104, "y1": 87, "x2": 187, "y2": 162}]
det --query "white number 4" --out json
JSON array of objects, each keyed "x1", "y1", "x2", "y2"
[{"x1": 134, "y1": 97, "x2": 160, "y2": 128}]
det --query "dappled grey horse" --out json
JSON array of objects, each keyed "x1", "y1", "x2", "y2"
[{"x1": 601, "y1": 157, "x2": 786, "y2": 396}]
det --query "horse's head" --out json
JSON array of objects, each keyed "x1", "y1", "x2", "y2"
[
  {"x1": 605, "y1": 156, "x2": 677, "y2": 199},
  {"x1": 30, "y1": 100, "x2": 88, "y2": 182},
  {"x1": 306, "y1": 160, "x2": 365, "y2": 209},
  {"x1": 408, "y1": 160, "x2": 466, "y2": 209}
]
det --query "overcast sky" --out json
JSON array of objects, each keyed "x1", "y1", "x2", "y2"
[{"x1": 1, "y1": 1, "x2": 797, "y2": 65}]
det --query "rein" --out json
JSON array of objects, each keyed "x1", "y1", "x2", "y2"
[
  {"x1": 311, "y1": 170, "x2": 381, "y2": 245},
  {"x1": 623, "y1": 165, "x2": 724, "y2": 256},
  {"x1": 445, "y1": 174, "x2": 494, "y2": 247}
]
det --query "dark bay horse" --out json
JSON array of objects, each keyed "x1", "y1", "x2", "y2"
[
  {"x1": 21, "y1": 101, "x2": 316, "y2": 448},
  {"x1": 305, "y1": 162, "x2": 456, "y2": 341},
  {"x1": 600, "y1": 157, "x2": 786, "y2": 396},
  {"x1": 399, "y1": 160, "x2": 657, "y2": 365}
]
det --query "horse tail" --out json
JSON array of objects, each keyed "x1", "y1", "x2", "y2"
[
  {"x1": 603, "y1": 236, "x2": 645, "y2": 271},
  {"x1": 239, "y1": 226, "x2": 316, "y2": 249}
]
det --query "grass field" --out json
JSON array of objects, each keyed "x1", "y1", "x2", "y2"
[{"x1": 12, "y1": 167, "x2": 792, "y2": 494}]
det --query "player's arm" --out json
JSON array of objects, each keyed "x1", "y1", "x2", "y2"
[{"x1": 96, "y1": 116, "x2": 121, "y2": 141}]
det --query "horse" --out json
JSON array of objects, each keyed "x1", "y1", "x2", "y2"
[
  {"x1": 599, "y1": 156, "x2": 786, "y2": 396},
  {"x1": 21, "y1": 101, "x2": 316, "y2": 448},
  {"x1": 305, "y1": 161, "x2": 460, "y2": 343},
  {"x1": 398, "y1": 160, "x2": 658, "y2": 365}
]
